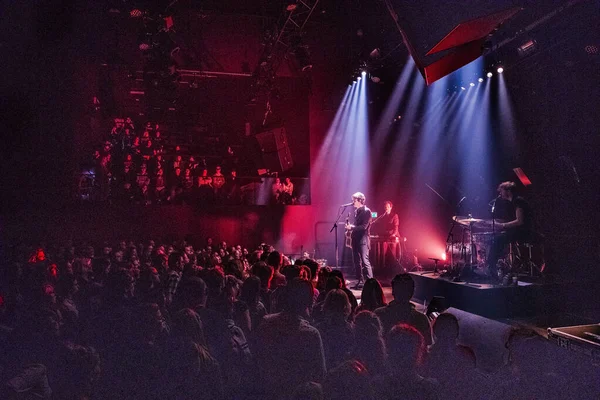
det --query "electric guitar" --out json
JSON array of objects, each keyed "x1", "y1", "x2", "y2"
[{"x1": 345, "y1": 217, "x2": 352, "y2": 248}]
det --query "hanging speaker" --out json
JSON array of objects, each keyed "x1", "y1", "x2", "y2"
[{"x1": 255, "y1": 127, "x2": 294, "y2": 172}]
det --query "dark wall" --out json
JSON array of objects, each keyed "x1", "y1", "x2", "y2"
[{"x1": 0, "y1": 205, "x2": 285, "y2": 252}]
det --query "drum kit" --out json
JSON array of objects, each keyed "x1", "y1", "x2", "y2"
[
  {"x1": 443, "y1": 215, "x2": 505, "y2": 281},
  {"x1": 443, "y1": 214, "x2": 545, "y2": 283}
]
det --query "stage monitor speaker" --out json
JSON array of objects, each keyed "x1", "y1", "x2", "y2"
[
  {"x1": 255, "y1": 127, "x2": 294, "y2": 172},
  {"x1": 387, "y1": 0, "x2": 521, "y2": 84}
]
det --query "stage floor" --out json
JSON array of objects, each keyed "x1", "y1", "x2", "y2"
[
  {"x1": 410, "y1": 270, "x2": 598, "y2": 319},
  {"x1": 346, "y1": 269, "x2": 599, "y2": 323}
]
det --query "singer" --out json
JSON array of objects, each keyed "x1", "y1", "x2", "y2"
[
  {"x1": 344, "y1": 192, "x2": 373, "y2": 289},
  {"x1": 487, "y1": 181, "x2": 533, "y2": 280}
]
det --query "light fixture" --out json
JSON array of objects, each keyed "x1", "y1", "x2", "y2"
[
  {"x1": 460, "y1": 86, "x2": 466, "y2": 90},
  {"x1": 470, "y1": 82, "x2": 475, "y2": 87},
  {"x1": 497, "y1": 67, "x2": 504, "y2": 74},
  {"x1": 478, "y1": 78, "x2": 484, "y2": 82},
  {"x1": 369, "y1": 48, "x2": 381, "y2": 59},
  {"x1": 487, "y1": 72, "x2": 493, "y2": 78},
  {"x1": 517, "y1": 39, "x2": 537, "y2": 56},
  {"x1": 361, "y1": 70, "x2": 367, "y2": 76}
]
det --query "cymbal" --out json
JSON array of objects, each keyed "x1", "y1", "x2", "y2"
[{"x1": 453, "y1": 216, "x2": 485, "y2": 225}]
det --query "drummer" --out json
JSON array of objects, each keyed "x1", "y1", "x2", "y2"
[{"x1": 487, "y1": 181, "x2": 533, "y2": 281}]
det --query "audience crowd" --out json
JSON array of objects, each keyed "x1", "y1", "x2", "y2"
[
  {"x1": 77, "y1": 117, "x2": 306, "y2": 205},
  {"x1": 0, "y1": 237, "x2": 594, "y2": 399}
]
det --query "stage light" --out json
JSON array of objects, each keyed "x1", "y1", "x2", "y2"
[
  {"x1": 470, "y1": 82, "x2": 475, "y2": 87},
  {"x1": 361, "y1": 70, "x2": 367, "y2": 76},
  {"x1": 460, "y1": 86, "x2": 466, "y2": 90},
  {"x1": 478, "y1": 78, "x2": 484, "y2": 82},
  {"x1": 369, "y1": 48, "x2": 381, "y2": 59},
  {"x1": 357, "y1": 77, "x2": 361, "y2": 81},
  {"x1": 517, "y1": 39, "x2": 537, "y2": 56},
  {"x1": 487, "y1": 72, "x2": 493, "y2": 78},
  {"x1": 441, "y1": 252, "x2": 447, "y2": 261},
  {"x1": 497, "y1": 67, "x2": 504, "y2": 74}
]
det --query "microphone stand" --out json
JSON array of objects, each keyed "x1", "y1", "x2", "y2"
[
  {"x1": 445, "y1": 219, "x2": 456, "y2": 271},
  {"x1": 445, "y1": 197, "x2": 466, "y2": 273},
  {"x1": 330, "y1": 205, "x2": 349, "y2": 269},
  {"x1": 491, "y1": 197, "x2": 497, "y2": 255}
]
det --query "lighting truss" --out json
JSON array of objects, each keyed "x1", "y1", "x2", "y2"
[{"x1": 249, "y1": 0, "x2": 321, "y2": 102}]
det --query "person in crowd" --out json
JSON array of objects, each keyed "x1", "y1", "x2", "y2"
[
  {"x1": 55, "y1": 273, "x2": 80, "y2": 339},
  {"x1": 328, "y1": 269, "x2": 358, "y2": 313},
  {"x1": 188, "y1": 156, "x2": 200, "y2": 176},
  {"x1": 172, "y1": 167, "x2": 184, "y2": 189},
  {"x1": 323, "y1": 360, "x2": 374, "y2": 400},
  {"x1": 356, "y1": 278, "x2": 387, "y2": 313},
  {"x1": 425, "y1": 312, "x2": 477, "y2": 399},
  {"x1": 315, "y1": 289, "x2": 354, "y2": 369},
  {"x1": 165, "y1": 252, "x2": 185, "y2": 306},
  {"x1": 351, "y1": 310, "x2": 387, "y2": 377},
  {"x1": 152, "y1": 154, "x2": 164, "y2": 174},
  {"x1": 183, "y1": 168, "x2": 194, "y2": 191},
  {"x1": 271, "y1": 177, "x2": 283, "y2": 204},
  {"x1": 281, "y1": 177, "x2": 294, "y2": 204},
  {"x1": 239, "y1": 275, "x2": 267, "y2": 332},
  {"x1": 141, "y1": 139, "x2": 153, "y2": 160},
  {"x1": 266, "y1": 251, "x2": 287, "y2": 289},
  {"x1": 223, "y1": 275, "x2": 251, "y2": 335},
  {"x1": 374, "y1": 273, "x2": 432, "y2": 345},
  {"x1": 373, "y1": 324, "x2": 440, "y2": 400},
  {"x1": 252, "y1": 278, "x2": 326, "y2": 399},
  {"x1": 173, "y1": 155, "x2": 183, "y2": 171},
  {"x1": 251, "y1": 261, "x2": 274, "y2": 312},
  {"x1": 154, "y1": 168, "x2": 166, "y2": 201},
  {"x1": 212, "y1": 165, "x2": 226, "y2": 195},
  {"x1": 161, "y1": 308, "x2": 224, "y2": 400}
]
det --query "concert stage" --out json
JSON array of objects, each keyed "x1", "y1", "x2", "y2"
[{"x1": 408, "y1": 271, "x2": 584, "y2": 319}]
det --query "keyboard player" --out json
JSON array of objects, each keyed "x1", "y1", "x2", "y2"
[{"x1": 371, "y1": 201, "x2": 402, "y2": 270}]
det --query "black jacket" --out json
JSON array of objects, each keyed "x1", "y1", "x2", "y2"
[{"x1": 351, "y1": 205, "x2": 372, "y2": 248}]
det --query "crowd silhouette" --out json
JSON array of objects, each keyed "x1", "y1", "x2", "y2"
[{"x1": 0, "y1": 238, "x2": 595, "y2": 399}]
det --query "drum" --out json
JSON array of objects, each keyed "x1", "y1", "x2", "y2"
[{"x1": 471, "y1": 232, "x2": 494, "y2": 267}]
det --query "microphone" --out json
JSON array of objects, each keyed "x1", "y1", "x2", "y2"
[
  {"x1": 340, "y1": 202, "x2": 353, "y2": 207},
  {"x1": 491, "y1": 195, "x2": 500, "y2": 213},
  {"x1": 488, "y1": 195, "x2": 501, "y2": 206}
]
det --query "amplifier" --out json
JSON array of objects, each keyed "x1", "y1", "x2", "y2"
[{"x1": 548, "y1": 324, "x2": 600, "y2": 364}]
